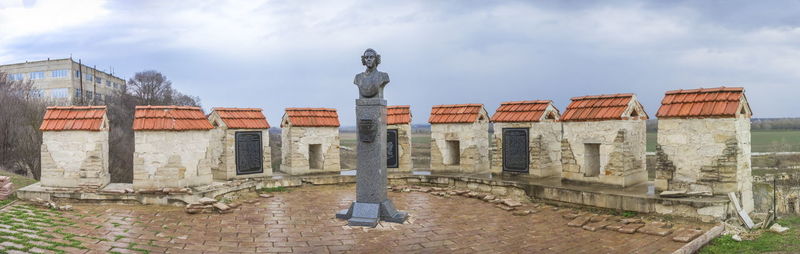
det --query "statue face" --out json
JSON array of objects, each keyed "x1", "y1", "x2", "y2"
[{"x1": 363, "y1": 51, "x2": 377, "y2": 68}]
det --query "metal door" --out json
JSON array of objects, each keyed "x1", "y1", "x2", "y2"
[
  {"x1": 502, "y1": 128, "x2": 529, "y2": 172},
  {"x1": 235, "y1": 131, "x2": 263, "y2": 175}
]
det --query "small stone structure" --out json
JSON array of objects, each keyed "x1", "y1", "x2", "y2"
[
  {"x1": 280, "y1": 108, "x2": 341, "y2": 175},
  {"x1": 132, "y1": 106, "x2": 216, "y2": 190},
  {"x1": 655, "y1": 87, "x2": 754, "y2": 212},
  {"x1": 560, "y1": 94, "x2": 648, "y2": 187},
  {"x1": 429, "y1": 104, "x2": 490, "y2": 173},
  {"x1": 387, "y1": 105, "x2": 413, "y2": 172},
  {"x1": 39, "y1": 106, "x2": 110, "y2": 189},
  {"x1": 490, "y1": 100, "x2": 562, "y2": 176},
  {"x1": 208, "y1": 108, "x2": 272, "y2": 180}
]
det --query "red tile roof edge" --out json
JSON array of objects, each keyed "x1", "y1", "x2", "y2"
[
  {"x1": 498, "y1": 100, "x2": 552, "y2": 105},
  {"x1": 46, "y1": 106, "x2": 107, "y2": 110},
  {"x1": 211, "y1": 107, "x2": 263, "y2": 111},
  {"x1": 285, "y1": 107, "x2": 337, "y2": 111},
  {"x1": 664, "y1": 86, "x2": 744, "y2": 95},
  {"x1": 135, "y1": 105, "x2": 202, "y2": 110},
  {"x1": 431, "y1": 103, "x2": 484, "y2": 108},
  {"x1": 570, "y1": 93, "x2": 634, "y2": 101}
]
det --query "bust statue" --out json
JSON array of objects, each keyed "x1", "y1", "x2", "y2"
[{"x1": 354, "y1": 48, "x2": 390, "y2": 99}]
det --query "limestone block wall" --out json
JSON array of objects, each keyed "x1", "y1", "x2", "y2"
[
  {"x1": 388, "y1": 123, "x2": 412, "y2": 172},
  {"x1": 655, "y1": 118, "x2": 753, "y2": 212},
  {"x1": 211, "y1": 129, "x2": 272, "y2": 180},
  {"x1": 491, "y1": 122, "x2": 562, "y2": 176},
  {"x1": 430, "y1": 121, "x2": 490, "y2": 173},
  {"x1": 561, "y1": 120, "x2": 646, "y2": 187},
  {"x1": 133, "y1": 131, "x2": 216, "y2": 190},
  {"x1": 280, "y1": 126, "x2": 341, "y2": 175},
  {"x1": 40, "y1": 131, "x2": 109, "y2": 188}
]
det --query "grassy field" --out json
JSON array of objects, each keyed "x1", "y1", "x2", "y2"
[
  {"x1": 700, "y1": 216, "x2": 800, "y2": 254},
  {"x1": 647, "y1": 130, "x2": 800, "y2": 153}
]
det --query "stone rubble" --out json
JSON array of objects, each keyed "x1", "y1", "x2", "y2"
[
  {"x1": 184, "y1": 197, "x2": 242, "y2": 214},
  {"x1": 672, "y1": 228, "x2": 704, "y2": 242},
  {"x1": 259, "y1": 194, "x2": 274, "y2": 198},
  {"x1": 0, "y1": 176, "x2": 13, "y2": 200}
]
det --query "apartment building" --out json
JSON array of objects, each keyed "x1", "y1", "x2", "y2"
[{"x1": 0, "y1": 58, "x2": 125, "y2": 104}]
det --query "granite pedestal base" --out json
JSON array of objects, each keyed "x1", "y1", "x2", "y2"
[{"x1": 335, "y1": 199, "x2": 408, "y2": 227}]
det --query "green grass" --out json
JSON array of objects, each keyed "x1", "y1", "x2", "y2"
[
  {"x1": 0, "y1": 170, "x2": 38, "y2": 191},
  {"x1": 647, "y1": 130, "x2": 800, "y2": 153},
  {"x1": 700, "y1": 216, "x2": 800, "y2": 254}
]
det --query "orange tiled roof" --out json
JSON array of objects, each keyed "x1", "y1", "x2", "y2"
[
  {"x1": 40, "y1": 106, "x2": 106, "y2": 131},
  {"x1": 562, "y1": 93, "x2": 646, "y2": 122},
  {"x1": 387, "y1": 105, "x2": 412, "y2": 125},
  {"x1": 657, "y1": 87, "x2": 748, "y2": 118},
  {"x1": 491, "y1": 100, "x2": 557, "y2": 122},
  {"x1": 211, "y1": 108, "x2": 270, "y2": 129},
  {"x1": 429, "y1": 104, "x2": 484, "y2": 124},
  {"x1": 134, "y1": 106, "x2": 213, "y2": 131},
  {"x1": 283, "y1": 108, "x2": 340, "y2": 127}
]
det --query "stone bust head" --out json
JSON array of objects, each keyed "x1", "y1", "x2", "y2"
[{"x1": 361, "y1": 48, "x2": 381, "y2": 69}]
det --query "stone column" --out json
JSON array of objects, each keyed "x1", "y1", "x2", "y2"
[{"x1": 336, "y1": 98, "x2": 407, "y2": 227}]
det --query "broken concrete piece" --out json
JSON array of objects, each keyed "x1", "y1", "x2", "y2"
[
  {"x1": 501, "y1": 199, "x2": 523, "y2": 207},
  {"x1": 638, "y1": 226, "x2": 672, "y2": 236},
  {"x1": 212, "y1": 203, "x2": 230, "y2": 211},
  {"x1": 259, "y1": 194, "x2": 273, "y2": 198},
  {"x1": 228, "y1": 202, "x2": 241, "y2": 209},
  {"x1": 590, "y1": 214, "x2": 609, "y2": 222},
  {"x1": 496, "y1": 204, "x2": 515, "y2": 211},
  {"x1": 732, "y1": 234, "x2": 742, "y2": 242},
  {"x1": 729, "y1": 192, "x2": 754, "y2": 229},
  {"x1": 620, "y1": 218, "x2": 642, "y2": 224},
  {"x1": 568, "y1": 216, "x2": 592, "y2": 227},
  {"x1": 583, "y1": 221, "x2": 613, "y2": 232},
  {"x1": 483, "y1": 195, "x2": 496, "y2": 201},
  {"x1": 618, "y1": 223, "x2": 645, "y2": 234},
  {"x1": 672, "y1": 229, "x2": 703, "y2": 243},
  {"x1": 687, "y1": 191, "x2": 713, "y2": 197},
  {"x1": 562, "y1": 213, "x2": 581, "y2": 220},
  {"x1": 604, "y1": 223, "x2": 625, "y2": 231},
  {"x1": 769, "y1": 223, "x2": 789, "y2": 234},
  {"x1": 659, "y1": 190, "x2": 687, "y2": 198},
  {"x1": 198, "y1": 197, "x2": 217, "y2": 205}
]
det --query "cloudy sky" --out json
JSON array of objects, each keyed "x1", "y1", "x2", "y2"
[{"x1": 1, "y1": 0, "x2": 798, "y2": 124}]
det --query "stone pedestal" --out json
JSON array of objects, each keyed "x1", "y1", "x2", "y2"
[{"x1": 336, "y1": 98, "x2": 407, "y2": 227}]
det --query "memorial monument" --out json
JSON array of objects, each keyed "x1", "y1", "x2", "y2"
[{"x1": 336, "y1": 48, "x2": 408, "y2": 227}]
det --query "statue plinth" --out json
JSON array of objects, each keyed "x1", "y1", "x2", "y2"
[{"x1": 335, "y1": 98, "x2": 407, "y2": 227}]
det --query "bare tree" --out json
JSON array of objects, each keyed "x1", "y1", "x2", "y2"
[
  {"x1": 126, "y1": 70, "x2": 200, "y2": 106},
  {"x1": 0, "y1": 72, "x2": 47, "y2": 179}
]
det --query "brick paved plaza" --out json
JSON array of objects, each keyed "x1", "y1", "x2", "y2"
[{"x1": 0, "y1": 185, "x2": 708, "y2": 253}]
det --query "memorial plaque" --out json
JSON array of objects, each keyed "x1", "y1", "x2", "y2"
[
  {"x1": 235, "y1": 131, "x2": 263, "y2": 175},
  {"x1": 387, "y1": 129, "x2": 399, "y2": 168},
  {"x1": 358, "y1": 119, "x2": 377, "y2": 143},
  {"x1": 502, "y1": 128, "x2": 529, "y2": 172}
]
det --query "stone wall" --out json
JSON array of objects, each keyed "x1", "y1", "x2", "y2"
[
  {"x1": 655, "y1": 118, "x2": 753, "y2": 212},
  {"x1": 753, "y1": 173, "x2": 800, "y2": 215},
  {"x1": 491, "y1": 121, "x2": 562, "y2": 176},
  {"x1": 561, "y1": 120, "x2": 647, "y2": 187},
  {"x1": 388, "y1": 123, "x2": 412, "y2": 172},
  {"x1": 133, "y1": 131, "x2": 216, "y2": 190},
  {"x1": 280, "y1": 126, "x2": 341, "y2": 175},
  {"x1": 40, "y1": 130, "x2": 110, "y2": 189},
  {"x1": 430, "y1": 120, "x2": 490, "y2": 173},
  {"x1": 211, "y1": 128, "x2": 272, "y2": 180}
]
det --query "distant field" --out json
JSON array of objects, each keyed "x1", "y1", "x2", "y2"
[{"x1": 647, "y1": 130, "x2": 800, "y2": 153}]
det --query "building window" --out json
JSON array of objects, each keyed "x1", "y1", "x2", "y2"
[
  {"x1": 75, "y1": 70, "x2": 81, "y2": 78},
  {"x1": 51, "y1": 70, "x2": 68, "y2": 78},
  {"x1": 113, "y1": 83, "x2": 119, "y2": 89},
  {"x1": 86, "y1": 74, "x2": 93, "y2": 81},
  {"x1": 96, "y1": 77, "x2": 102, "y2": 84},
  {"x1": 8, "y1": 73, "x2": 24, "y2": 81},
  {"x1": 106, "y1": 80, "x2": 111, "y2": 87},
  {"x1": 48, "y1": 88, "x2": 69, "y2": 98},
  {"x1": 75, "y1": 89, "x2": 83, "y2": 98},
  {"x1": 29, "y1": 72, "x2": 45, "y2": 80}
]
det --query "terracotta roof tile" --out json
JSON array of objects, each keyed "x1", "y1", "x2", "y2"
[
  {"x1": 211, "y1": 108, "x2": 270, "y2": 129},
  {"x1": 428, "y1": 104, "x2": 484, "y2": 124},
  {"x1": 40, "y1": 106, "x2": 106, "y2": 131},
  {"x1": 134, "y1": 106, "x2": 212, "y2": 131},
  {"x1": 562, "y1": 93, "x2": 647, "y2": 122},
  {"x1": 283, "y1": 108, "x2": 340, "y2": 127},
  {"x1": 657, "y1": 87, "x2": 748, "y2": 118},
  {"x1": 387, "y1": 105, "x2": 412, "y2": 125},
  {"x1": 491, "y1": 100, "x2": 558, "y2": 123}
]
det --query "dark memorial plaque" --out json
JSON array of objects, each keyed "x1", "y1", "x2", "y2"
[
  {"x1": 502, "y1": 128, "x2": 529, "y2": 172},
  {"x1": 235, "y1": 131, "x2": 263, "y2": 175},
  {"x1": 387, "y1": 129, "x2": 399, "y2": 168}
]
